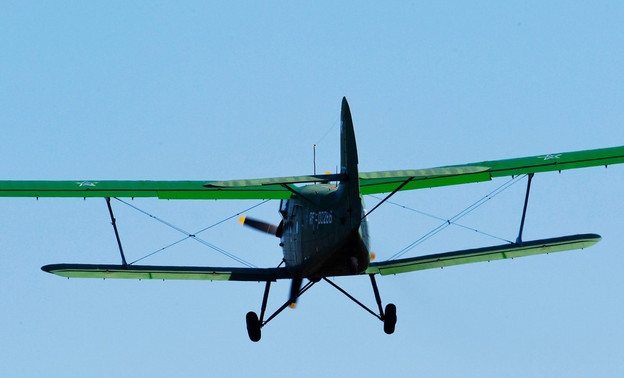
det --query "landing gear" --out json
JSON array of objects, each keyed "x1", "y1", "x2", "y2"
[
  {"x1": 245, "y1": 274, "x2": 395, "y2": 341},
  {"x1": 323, "y1": 274, "x2": 397, "y2": 335},
  {"x1": 245, "y1": 279, "x2": 318, "y2": 342},
  {"x1": 383, "y1": 303, "x2": 397, "y2": 334},
  {"x1": 246, "y1": 311, "x2": 261, "y2": 342},
  {"x1": 369, "y1": 274, "x2": 397, "y2": 335}
]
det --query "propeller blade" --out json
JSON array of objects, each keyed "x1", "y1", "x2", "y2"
[
  {"x1": 289, "y1": 277, "x2": 303, "y2": 308},
  {"x1": 239, "y1": 216, "x2": 282, "y2": 237}
]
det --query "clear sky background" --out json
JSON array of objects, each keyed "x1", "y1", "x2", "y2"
[{"x1": 1, "y1": 2, "x2": 623, "y2": 377}]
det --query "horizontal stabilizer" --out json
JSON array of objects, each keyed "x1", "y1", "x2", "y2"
[
  {"x1": 359, "y1": 166, "x2": 490, "y2": 194},
  {"x1": 42, "y1": 264, "x2": 291, "y2": 282},
  {"x1": 366, "y1": 234, "x2": 601, "y2": 275},
  {"x1": 205, "y1": 173, "x2": 346, "y2": 188}
]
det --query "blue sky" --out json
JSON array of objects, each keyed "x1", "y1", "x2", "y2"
[{"x1": 1, "y1": 2, "x2": 623, "y2": 377}]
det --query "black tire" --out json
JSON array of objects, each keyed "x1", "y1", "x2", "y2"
[
  {"x1": 383, "y1": 303, "x2": 397, "y2": 335},
  {"x1": 246, "y1": 311, "x2": 261, "y2": 342}
]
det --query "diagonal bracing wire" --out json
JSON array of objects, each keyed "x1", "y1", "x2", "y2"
[
  {"x1": 129, "y1": 199, "x2": 271, "y2": 265},
  {"x1": 113, "y1": 198, "x2": 271, "y2": 267},
  {"x1": 387, "y1": 175, "x2": 527, "y2": 261},
  {"x1": 367, "y1": 195, "x2": 513, "y2": 244},
  {"x1": 315, "y1": 115, "x2": 340, "y2": 146}
]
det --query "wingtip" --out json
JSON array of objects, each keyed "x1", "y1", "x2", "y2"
[{"x1": 41, "y1": 264, "x2": 58, "y2": 274}]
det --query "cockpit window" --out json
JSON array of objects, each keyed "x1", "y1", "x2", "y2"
[{"x1": 279, "y1": 199, "x2": 289, "y2": 218}]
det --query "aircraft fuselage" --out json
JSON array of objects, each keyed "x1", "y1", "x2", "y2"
[{"x1": 279, "y1": 183, "x2": 370, "y2": 279}]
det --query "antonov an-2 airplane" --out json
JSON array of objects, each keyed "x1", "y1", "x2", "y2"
[{"x1": 1, "y1": 98, "x2": 623, "y2": 342}]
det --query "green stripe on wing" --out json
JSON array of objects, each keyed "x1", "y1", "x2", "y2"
[{"x1": 0, "y1": 180, "x2": 292, "y2": 200}]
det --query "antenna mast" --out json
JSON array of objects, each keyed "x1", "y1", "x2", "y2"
[{"x1": 313, "y1": 144, "x2": 317, "y2": 175}]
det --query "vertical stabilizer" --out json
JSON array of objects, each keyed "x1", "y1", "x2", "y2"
[
  {"x1": 339, "y1": 97, "x2": 362, "y2": 229},
  {"x1": 341, "y1": 97, "x2": 359, "y2": 177}
]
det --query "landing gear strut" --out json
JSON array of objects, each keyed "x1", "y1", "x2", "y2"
[
  {"x1": 245, "y1": 279, "x2": 317, "y2": 342},
  {"x1": 245, "y1": 274, "x2": 395, "y2": 341},
  {"x1": 325, "y1": 274, "x2": 397, "y2": 335}
]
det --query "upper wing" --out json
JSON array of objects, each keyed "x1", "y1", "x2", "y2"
[
  {"x1": 1, "y1": 146, "x2": 621, "y2": 199},
  {"x1": 42, "y1": 263, "x2": 291, "y2": 281},
  {"x1": 0, "y1": 180, "x2": 293, "y2": 200},
  {"x1": 360, "y1": 145, "x2": 624, "y2": 195},
  {"x1": 0, "y1": 169, "x2": 490, "y2": 200},
  {"x1": 365, "y1": 234, "x2": 600, "y2": 275}
]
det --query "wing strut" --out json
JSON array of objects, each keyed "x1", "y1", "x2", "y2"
[
  {"x1": 516, "y1": 173, "x2": 534, "y2": 245},
  {"x1": 105, "y1": 197, "x2": 128, "y2": 267},
  {"x1": 362, "y1": 177, "x2": 415, "y2": 221}
]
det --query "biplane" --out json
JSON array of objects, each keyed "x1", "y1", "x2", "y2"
[{"x1": 1, "y1": 98, "x2": 622, "y2": 342}]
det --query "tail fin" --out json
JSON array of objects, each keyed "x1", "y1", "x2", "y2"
[
  {"x1": 340, "y1": 97, "x2": 359, "y2": 178},
  {"x1": 339, "y1": 97, "x2": 362, "y2": 228}
]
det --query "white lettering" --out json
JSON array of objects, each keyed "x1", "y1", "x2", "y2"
[{"x1": 309, "y1": 211, "x2": 333, "y2": 225}]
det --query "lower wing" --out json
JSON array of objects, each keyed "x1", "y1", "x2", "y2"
[
  {"x1": 44, "y1": 234, "x2": 599, "y2": 280},
  {"x1": 366, "y1": 234, "x2": 600, "y2": 275},
  {"x1": 42, "y1": 264, "x2": 291, "y2": 282}
]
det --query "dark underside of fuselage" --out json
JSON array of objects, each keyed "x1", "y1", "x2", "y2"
[{"x1": 302, "y1": 229, "x2": 370, "y2": 279}]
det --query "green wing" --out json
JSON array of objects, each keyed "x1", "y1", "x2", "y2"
[
  {"x1": 366, "y1": 234, "x2": 600, "y2": 275},
  {"x1": 0, "y1": 146, "x2": 621, "y2": 199},
  {"x1": 0, "y1": 180, "x2": 293, "y2": 200},
  {"x1": 42, "y1": 264, "x2": 291, "y2": 281},
  {"x1": 0, "y1": 169, "x2": 489, "y2": 200},
  {"x1": 360, "y1": 145, "x2": 624, "y2": 195}
]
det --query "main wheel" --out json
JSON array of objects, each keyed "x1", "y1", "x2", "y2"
[
  {"x1": 246, "y1": 311, "x2": 262, "y2": 342},
  {"x1": 383, "y1": 303, "x2": 397, "y2": 335}
]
